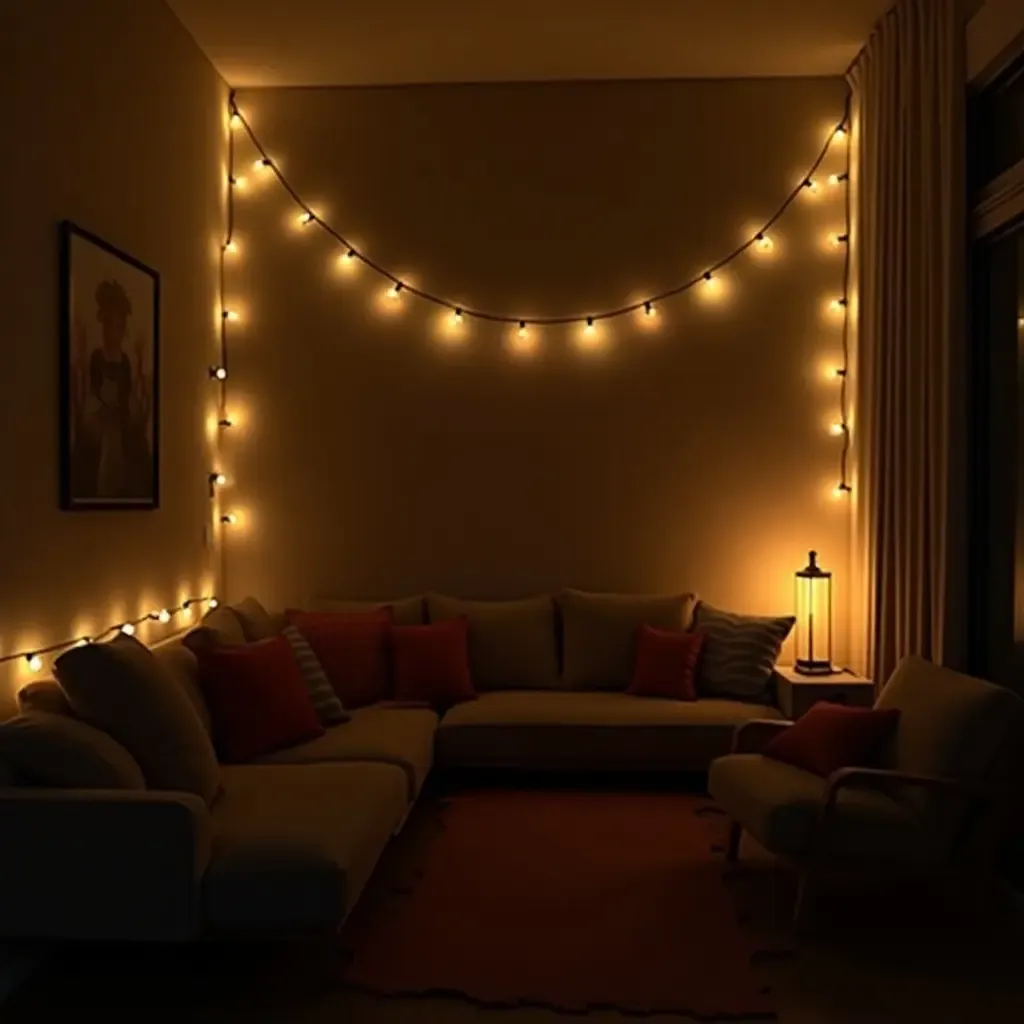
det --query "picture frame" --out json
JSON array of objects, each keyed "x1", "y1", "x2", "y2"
[{"x1": 59, "y1": 221, "x2": 160, "y2": 510}]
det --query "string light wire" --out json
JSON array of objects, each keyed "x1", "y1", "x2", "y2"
[{"x1": 228, "y1": 97, "x2": 848, "y2": 327}]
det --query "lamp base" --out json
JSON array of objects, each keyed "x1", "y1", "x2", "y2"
[{"x1": 793, "y1": 661, "x2": 838, "y2": 677}]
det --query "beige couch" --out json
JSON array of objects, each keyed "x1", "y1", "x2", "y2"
[{"x1": 0, "y1": 590, "x2": 786, "y2": 942}]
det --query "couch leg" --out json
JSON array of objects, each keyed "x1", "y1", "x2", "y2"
[{"x1": 726, "y1": 821, "x2": 742, "y2": 862}]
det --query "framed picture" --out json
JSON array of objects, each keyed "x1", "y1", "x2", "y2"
[{"x1": 59, "y1": 221, "x2": 159, "y2": 510}]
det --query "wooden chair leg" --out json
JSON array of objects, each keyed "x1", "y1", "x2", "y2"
[{"x1": 726, "y1": 821, "x2": 742, "y2": 862}]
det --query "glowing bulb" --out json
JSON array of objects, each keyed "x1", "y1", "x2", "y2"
[
  {"x1": 26, "y1": 654, "x2": 42, "y2": 673},
  {"x1": 1018, "y1": 316, "x2": 1023, "y2": 329},
  {"x1": 830, "y1": 297, "x2": 848, "y2": 314},
  {"x1": 644, "y1": 302, "x2": 657, "y2": 318},
  {"x1": 832, "y1": 483, "x2": 852, "y2": 499},
  {"x1": 210, "y1": 472, "x2": 227, "y2": 486},
  {"x1": 518, "y1": 321, "x2": 529, "y2": 339},
  {"x1": 218, "y1": 417, "x2": 234, "y2": 428},
  {"x1": 830, "y1": 422, "x2": 847, "y2": 436},
  {"x1": 338, "y1": 248, "x2": 358, "y2": 271},
  {"x1": 828, "y1": 173, "x2": 849, "y2": 186},
  {"x1": 388, "y1": 282, "x2": 404, "y2": 301},
  {"x1": 157, "y1": 609, "x2": 171, "y2": 624},
  {"x1": 211, "y1": 366, "x2": 227, "y2": 381},
  {"x1": 703, "y1": 272, "x2": 718, "y2": 290},
  {"x1": 583, "y1": 317, "x2": 595, "y2": 335},
  {"x1": 224, "y1": 240, "x2": 238, "y2": 255},
  {"x1": 755, "y1": 234, "x2": 773, "y2": 253},
  {"x1": 828, "y1": 232, "x2": 849, "y2": 249},
  {"x1": 120, "y1": 623, "x2": 136, "y2": 637},
  {"x1": 254, "y1": 158, "x2": 271, "y2": 173},
  {"x1": 75, "y1": 638, "x2": 90, "y2": 648},
  {"x1": 834, "y1": 125, "x2": 848, "y2": 140},
  {"x1": 229, "y1": 113, "x2": 241, "y2": 130},
  {"x1": 833, "y1": 367, "x2": 847, "y2": 379},
  {"x1": 230, "y1": 175, "x2": 247, "y2": 190},
  {"x1": 209, "y1": 598, "x2": 220, "y2": 609},
  {"x1": 451, "y1": 308, "x2": 464, "y2": 327},
  {"x1": 222, "y1": 309, "x2": 239, "y2": 322},
  {"x1": 803, "y1": 178, "x2": 820, "y2": 194},
  {"x1": 221, "y1": 513, "x2": 238, "y2": 525}
]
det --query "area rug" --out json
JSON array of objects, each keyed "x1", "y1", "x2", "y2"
[{"x1": 340, "y1": 789, "x2": 782, "y2": 1018}]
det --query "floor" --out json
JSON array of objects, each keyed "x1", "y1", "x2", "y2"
[{"x1": 5, "y1": 778, "x2": 1024, "y2": 1024}]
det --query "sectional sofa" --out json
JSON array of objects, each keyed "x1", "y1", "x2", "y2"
[{"x1": 0, "y1": 590, "x2": 790, "y2": 942}]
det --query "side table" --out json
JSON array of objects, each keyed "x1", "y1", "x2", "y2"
[{"x1": 774, "y1": 665, "x2": 875, "y2": 720}]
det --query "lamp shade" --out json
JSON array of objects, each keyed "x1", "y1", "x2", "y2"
[{"x1": 794, "y1": 550, "x2": 833, "y2": 675}]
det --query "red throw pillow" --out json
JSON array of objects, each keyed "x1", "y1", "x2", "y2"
[
  {"x1": 390, "y1": 618, "x2": 475, "y2": 708},
  {"x1": 763, "y1": 702, "x2": 900, "y2": 777},
  {"x1": 196, "y1": 636, "x2": 324, "y2": 762},
  {"x1": 627, "y1": 625, "x2": 704, "y2": 700},
  {"x1": 285, "y1": 608, "x2": 393, "y2": 709}
]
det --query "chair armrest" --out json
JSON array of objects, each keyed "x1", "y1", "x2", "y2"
[
  {"x1": 0, "y1": 787, "x2": 212, "y2": 941},
  {"x1": 821, "y1": 767, "x2": 992, "y2": 815},
  {"x1": 731, "y1": 718, "x2": 793, "y2": 754}
]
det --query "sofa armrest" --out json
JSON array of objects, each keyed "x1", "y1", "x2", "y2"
[
  {"x1": 0, "y1": 787, "x2": 212, "y2": 941},
  {"x1": 730, "y1": 718, "x2": 793, "y2": 754}
]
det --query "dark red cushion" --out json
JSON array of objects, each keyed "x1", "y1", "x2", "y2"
[
  {"x1": 196, "y1": 636, "x2": 324, "y2": 762},
  {"x1": 763, "y1": 702, "x2": 900, "y2": 777},
  {"x1": 390, "y1": 618, "x2": 476, "y2": 708},
  {"x1": 285, "y1": 608, "x2": 392, "y2": 709},
  {"x1": 627, "y1": 625, "x2": 704, "y2": 700}
]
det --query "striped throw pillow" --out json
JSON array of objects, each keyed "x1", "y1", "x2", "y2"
[
  {"x1": 692, "y1": 602, "x2": 795, "y2": 702},
  {"x1": 281, "y1": 625, "x2": 349, "y2": 726}
]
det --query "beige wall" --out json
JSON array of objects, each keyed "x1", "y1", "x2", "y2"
[
  {"x1": 227, "y1": 78, "x2": 852, "y2": 660},
  {"x1": 0, "y1": 1, "x2": 226, "y2": 713}
]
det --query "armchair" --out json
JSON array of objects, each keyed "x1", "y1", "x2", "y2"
[{"x1": 709, "y1": 655, "x2": 1024, "y2": 931}]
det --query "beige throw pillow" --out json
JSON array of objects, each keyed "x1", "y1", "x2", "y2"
[
  {"x1": 559, "y1": 588, "x2": 697, "y2": 691},
  {"x1": 54, "y1": 634, "x2": 222, "y2": 805},
  {"x1": 0, "y1": 712, "x2": 145, "y2": 790},
  {"x1": 427, "y1": 594, "x2": 560, "y2": 690},
  {"x1": 231, "y1": 596, "x2": 279, "y2": 641}
]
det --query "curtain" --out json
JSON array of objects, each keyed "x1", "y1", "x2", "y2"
[{"x1": 847, "y1": 0, "x2": 968, "y2": 687}]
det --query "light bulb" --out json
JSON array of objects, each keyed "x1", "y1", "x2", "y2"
[
  {"x1": 120, "y1": 623, "x2": 136, "y2": 637},
  {"x1": 230, "y1": 113, "x2": 241, "y2": 130},
  {"x1": 388, "y1": 282, "x2": 404, "y2": 301},
  {"x1": 210, "y1": 472, "x2": 227, "y2": 486},
  {"x1": 830, "y1": 297, "x2": 848, "y2": 314},
  {"x1": 75, "y1": 637, "x2": 90, "y2": 647},
  {"x1": 583, "y1": 317, "x2": 595, "y2": 335},
  {"x1": 755, "y1": 234, "x2": 773, "y2": 253},
  {"x1": 218, "y1": 417, "x2": 234, "y2": 428},
  {"x1": 254, "y1": 158, "x2": 271, "y2": 173},
  {"x1": 211, "y1": 366, "x2": 227, "y2": 381},
  {"x1": 833, "y1": 367, "x2": 847, "y2": 379},
  {"x1": 222, "y1": 309, "x2": 239, "y2": 322},
  {"x1": 230, "y1": 175, "x2": 247, "y2": 190},
  {"x1": 221, "y1": 513, "x2": 238, "y2": 525},
  {"x1": 830, "y1": 422, "x2": 846, "y2": 436},
  {"x1": 26, "y1": 654, "x2": 42, "y2": 672},
  {"x1": 803, "y1": 178, "x2": 820, "y2": 194},
  {"x1": 224, "y1": 240, "x2": 238, "y2": 255},
  {"x1": 518, "y1": 321, "x2": 529, "y2": 339},
  {"x1": 832, "y1": 483, "x2": 851, "y2": 499},
  {"x1": 338, "y1": 249, "x2": 358, "y2": 271},
  {"x1": 834, "y1": 125, "x2": 848, "y2": 140},
  {"x1": 1018, "y1": 316, "x2": 1023, "y2": 328},
  {"x1": 157, "y1": 609, "x2": 171, "y2": 624},
  {"x1": 828, "y1": 232, "x2": 849, "y2": 249},
  {"x1": 298, "y1": 211, "x2": 316, "y2": 226},
  {"x1": 452, "y1": 308, "x2": 464, "y2": 327},
  {"x1": 703, "y1": 272, "x2": 717, "y2": 289},
  {"x1": 209, "y1": 598, "x2": 220, "y2": 609},
  {"x1": 644, "y1": 302, "x2": 657, "y2": 318}
]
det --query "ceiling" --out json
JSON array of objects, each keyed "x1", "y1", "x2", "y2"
[{"x1": 166, "y1": 0, "x2": 896, "y2": 87}]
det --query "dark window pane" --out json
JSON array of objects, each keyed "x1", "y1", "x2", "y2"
[{"x1": 970, "y1": 52, "x2": 1024, "y2": 191}]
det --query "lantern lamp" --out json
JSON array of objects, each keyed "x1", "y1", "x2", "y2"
[{"x1": 794, "y1": 550, "x2": 834, "y2": 675}]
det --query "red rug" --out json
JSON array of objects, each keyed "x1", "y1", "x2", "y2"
[{"x1": 340, "y1": 789, "x2": 778, "y2": 1018}]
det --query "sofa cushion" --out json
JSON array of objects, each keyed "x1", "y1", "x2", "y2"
[
  {"x1": 306, "y1": 595, "x2": 425, "y2": 626},
  {"x1": 17, "y1": 679, "x2": 73, "y2": 717},
  {"x1": 254, "y1": 704, "x2": 438, "y2": 800},
  {"x1": 54, "y1": 635, "x2": 222, "y2": 806},
  {"x1": 183, "y1": 605, "x2": 248, "y2": 653},
  {"x1": 391, "y1": 618, "x2": 476, "y2": 708},
  {"x1": 627, "y1": 625, "x2": 704, "y2": 701},
  {"x1": 435, "y1": 690, "x2": 782, "y2": 771},
  {"x1": 154, "y1": 642, "x2": 213, "y2": 738},
  {"x1": 708, "y1": 753, "x2": 942, "y2": 863},
  {"x1": 281, "y1": 625, "x2": 349, "y2": 726},
  {"x1": 558, "y1": 589, "x2": 697, "y2": 691},
  {"x1": 287, "y1": 608, "x2": 393, "y2": 709},
  {"x1": 0, "y1": 712, "x2": 146, "y2": 789},
  {"x1": 426, "y1": 594, "x2": 560, "y2": 691},
  {"x1": 196, "y1": 637, "x2": 325, "y2": 763},
  {"x1": 231, "y1": 596, "x2": 279, "y2": 642},
  {"x1": 692, "y1": 602, "x2": 795, "y2": 702},
  {"x1": 204, "y1": 762, "x2": 407, "y2": 932}
]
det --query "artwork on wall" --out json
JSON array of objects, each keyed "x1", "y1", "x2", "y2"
[{"x1": 59, "y1": 221, "x2": 160, "y2": 510}]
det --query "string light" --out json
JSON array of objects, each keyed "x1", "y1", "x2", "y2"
[
  {"x1": 828, "y1": 172, "x2": 849, "y2": 186},
  {"x1": 755, "y1": 233, "x2": 774, "y2": 253},
  {"x1": 388, "y1": 282, "x2": 404, "y2": 301},
  {"x1": 1, "y1": 596, "x2": 220, "y2": 671},
  {"x1": 254, "y1": 157, "x2": 272, "y2": 174},
  {"x1": 832, "y1": 482, "x2": 852, "y2": 499},
  {"x1": 229, "y1": 175, "x2": 247, "y2": 191},
  {"x1": 218, "y1": 417, "x2": 234, "y2": 428},
  {"x1": 227, "y1": 98, "x2": 847, "y2": 326},
  {"x1": 452, "y1": 308, "x2": 464, "y2": 327},
  {"x1": 224, "y1": 240, "x2": 238, "y2": 255},
  {"x1": 830, "y1": 297, "x2": 848, "y2": 313},
  {"x1": 829, "y1": 422, "x2": 847, "y2": 436},
  {"x1": 222, "y1": 309, "x2": 239, "y2": 322},
  {"x1": 644, "y1": 301, "x2": 657, "y2": 318},
  {"x1": 209, "y1": 472, "x2": 227, "y2": 487},
  {"x1": 583, "y1": 317, "x2": 595, "y2": 334},
  {"x1": 833, "y1": 125, "x2": 848, "y2": 140},
  {"x1": 230, "y1": 113, "x2": 241, "y2": 130},
  {"x1": 221, "y1": 513, "x2": 238, "y2": 525},
  {"x1": 210, "y1": 366, "x2": 228, "y2": 381},
  {"x1": 518, "y1": 321, "x2": 529, "y2": 338},
  {"x1": 828, "y1": 232, "x2": 849, "y2": 248},
  {"x1": 830, "y1": 100, "x2": 853, "y2": 500}
]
